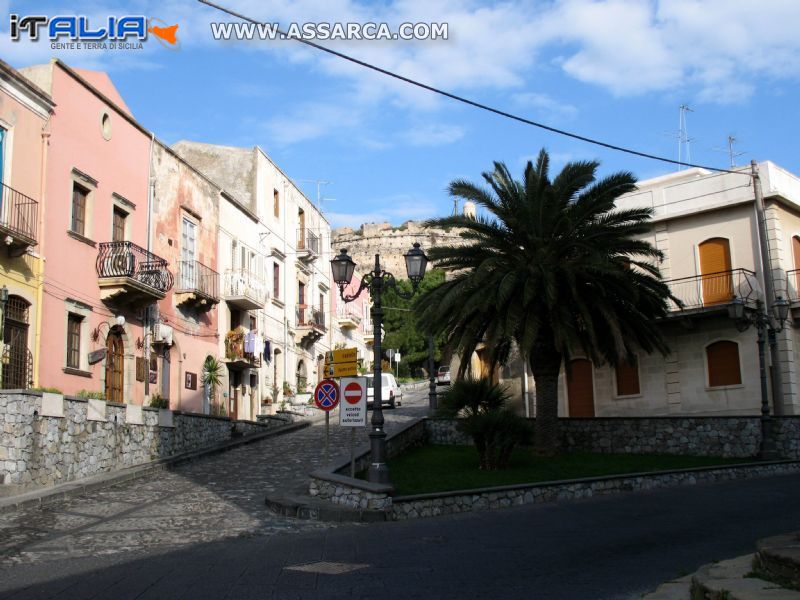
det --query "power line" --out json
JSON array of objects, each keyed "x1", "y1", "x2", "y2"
[{"x1": 198, "y1": 0, "x2": 747, "y2": 176}]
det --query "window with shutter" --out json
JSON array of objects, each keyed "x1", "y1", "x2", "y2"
[
  {"x1": 706, "y1": 340, "x2": 742, "y2": 387},
  {"x1": 699, "y1": 238, "x2": 733, "y2": 305},
  {"x1": 615, "y1": 358, "x2": 640, "y2": 396}
]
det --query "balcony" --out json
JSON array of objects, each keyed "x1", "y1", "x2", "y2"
[
  {"x1": 296, "y1": 229, "x2": 320, "y2": 262},
  {"x1": 96, "y1": 241, "x2": 174, "y2": 307},
  {"x1": 337, "y1": 306, "x2": 362, "y2": 330},
  {"x1": 0, "y1": 182, "x2": 38, "y2": 256},
  {"x1": 223, "y1": 268, "x2": 267, "y2": 310},
  {"x1": 787, "y1": 270, "x2": 800, "y2": 303},
  {"x1": 295, "y1": 304, "x2": 326, "y2": 345},
  {"x1": 224, "y1": 327, "x2": 262, "y2": 370},
  {"x1": 662, "y1": 268, "x2": 758, "y2": 316},
  {"x1": 175, "y1": 260, "x2": 220, "y2": 311}
]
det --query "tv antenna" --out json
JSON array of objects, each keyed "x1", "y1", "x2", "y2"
[
  {"x1": 452, "y1": 198, "x2": 460, "y2": 215},
  {"x1": 678, "y1": 104, "x2": 694, "y2": 169},
  {"x1": 712, "y1": 135, "x2": 746, "y2": 168},
  {"x1": 297, "y1": 179, "x2": 332, "y2": 210}
]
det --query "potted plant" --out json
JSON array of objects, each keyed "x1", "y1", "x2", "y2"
[{"x1": 202, "y1": 356, "x2": 224, "y2": 415}]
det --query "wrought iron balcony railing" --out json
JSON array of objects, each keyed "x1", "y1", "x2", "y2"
[
  {"x1": 297, "y1": 229, "x2": 320, "y2": 255},
  {"x1": 96, "y1": 241, "x2": 174, "y2": 292},
  {"x1": 663, "y1": 268, "x2": 757, "y2": 312},
  {"x1": 0, "y1": 182, "x2": 38, "y2": 245},
  {"x1": 296, "y1": 304, "x2": 326, "y2": 330},
  {"x1": 177, "y1": 260, "x2": 220, "y2": 301}
]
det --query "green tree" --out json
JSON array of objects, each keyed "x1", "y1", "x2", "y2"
[
  {"x1": 382, "y1": 268, "x2": 447, "y2": 378},
  {"x1": 416, "y1": 149, "x2": 674, "y2": 456}
]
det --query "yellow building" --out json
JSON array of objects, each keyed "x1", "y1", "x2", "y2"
[{"x1": 0, "y1": 60, "x2": 54, "y2": 389}]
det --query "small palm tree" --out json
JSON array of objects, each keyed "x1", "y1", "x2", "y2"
[
  {"x1": 417, "y1": 149, "x2": 674, "y2": 456},
  {"x1": 202, "y1": 356, "x2": 224, "y2": 415}
]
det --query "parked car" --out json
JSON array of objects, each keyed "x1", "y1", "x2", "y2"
[
  {"x1": 436, "y1": 365, "x2": 451, "y2": 386},
  {"x1": 366, "y1": 373, "x2": 403, "y2": 408}
]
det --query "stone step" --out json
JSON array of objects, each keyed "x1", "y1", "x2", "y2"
[
  {"x1": 641, "y1": 574, "x2": 692, "y2": 599},
  {"x1": 756, "y1": 533, "x2": 800, "y2": 588},
  {"x1": 690, "y1": 554, "x2": 800, "y2": 600}
]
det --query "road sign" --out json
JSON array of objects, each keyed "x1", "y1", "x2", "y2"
[
  {"x1": 394, "y1": 352, "x2": 401, "y2": 362},
  {"x1": 314, "y1": 379, "x2": 340, "y2": 411},
  {"x1": 339, "y1": 377, "x2": 367, "y2": 427},
  {"x1": 324, "y1": 362, "x2": 358, "y2": 378},
  {"x1": 325, "y1": 348, "x2": 357, "y2": 364}
]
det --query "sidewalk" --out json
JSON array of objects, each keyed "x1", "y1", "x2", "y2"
[{"x1": 0, "y1": 401, "x2": 427, "y2": 566}]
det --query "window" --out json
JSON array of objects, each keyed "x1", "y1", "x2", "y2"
[
  {"x1": 615, "y1": 358, "x2": 640, "y2": 396},
  {"x1": 273, "y1": 189, "x2": 280, "y2": 218},
  {"x1": 66, "y1": 313, "x2": 82, "y2": 369},
  {"x1": 706, "y1": 341, "x2": 742, "y2": 387},
  {"x1": 71, "y1": 183, "x2": 89, "y2": 236},
  {"x1": 273, "y1": 262, "x2": 280, "y2": 298},
  {"x1": 112, "y1": 207, "x2": 127, "y2": 242}
]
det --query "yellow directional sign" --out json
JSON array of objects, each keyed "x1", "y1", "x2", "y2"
[
  {"x1": 324, "y1": 362, "x2": 358, "y2": 377},
  {"x1": 325, "y1": 348, "x2": 357, "y2": 364}
]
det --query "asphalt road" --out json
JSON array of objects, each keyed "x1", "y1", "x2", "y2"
[{"x1": 2, "y1": 389, "x2": 800, "y2": 599}]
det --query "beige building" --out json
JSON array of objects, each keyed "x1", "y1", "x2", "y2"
[
  {"x1": 173, "y1": 141, "x2": 332, "y2": 418},
  {"x1": 483, "y1": 162, "x2": 800, "y2": 417}
]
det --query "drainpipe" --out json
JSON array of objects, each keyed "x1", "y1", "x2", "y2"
[
  {"x1": 144, "y1": 133, "x2": 155, "y2": 399},
  {"x1": 33, "y1": 117, "x2": 51, "y2": 387},
  {"x1": 751, "y1": 161, "x2": 785, "y2": 415}
]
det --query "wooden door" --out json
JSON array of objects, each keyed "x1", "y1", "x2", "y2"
[
  {"x1": 567, "y1": 358, "x2": 595, "y2": 417},
  {"x1": 105, "y1": 330, "x2": 124, "y2": 402},
  {"x1": 699, "y1": 238, "x2": 733, "y2": 305},
  {"x1": 112, "y1": 207, "x2": 126, "y2": 242}
]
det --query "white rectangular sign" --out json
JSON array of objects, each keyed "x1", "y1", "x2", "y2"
[{"x1": 339, "y1": 377, "x2": 367, "y2": 427}]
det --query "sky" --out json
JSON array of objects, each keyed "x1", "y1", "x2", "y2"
[{"x1": 3, "y1": 0, "x2": 800, "y2": 229}]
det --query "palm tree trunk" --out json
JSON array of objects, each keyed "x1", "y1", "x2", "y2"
[{"x1": 529, "y1": 347, "x2": 562, "y2": 457}]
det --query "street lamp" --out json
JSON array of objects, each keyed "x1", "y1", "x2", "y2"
[
  {"x1": 331, "y1": 243, "x2": 429, "y2": 485},
  {"x1": 728, "y1": 296, "x2": 790, "y2": 459}
]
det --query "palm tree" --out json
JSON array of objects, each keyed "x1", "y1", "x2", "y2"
[
  {"x1": 416, "y1": 149, "x2": 674, "y2": 456},
  {"x1": 202, "y1": 355, "x2": 224, "y2": 415}
]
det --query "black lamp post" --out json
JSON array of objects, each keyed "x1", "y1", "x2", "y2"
[
  {"x1": 331, "y1": 244, "x2": 428, "y2": 485},
  {"x1": 728, "y1": 295, "x2": 790, "y2": 459}
]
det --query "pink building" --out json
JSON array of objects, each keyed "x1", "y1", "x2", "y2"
[
  {"x1": 331, "y1": 269, "x2": 373, "y2": 371},
  {"x1": 150, "y1": 141, "x2": 221, "y2": 412},
  {"x1": 22, "y1": 60, "x2": 170, "y2": 404}
]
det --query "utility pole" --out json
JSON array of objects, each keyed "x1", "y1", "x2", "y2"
[{"x1": 751, "y1": 160, "x2": 785, "y2": 419}]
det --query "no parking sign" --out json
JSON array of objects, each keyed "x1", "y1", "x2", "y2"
[
  {"x1": 314, "y1": 379, "x2": 340, "y2": 411},
  {"x1": 339, "y1": 377, "x2": 367, "y2": 427}
]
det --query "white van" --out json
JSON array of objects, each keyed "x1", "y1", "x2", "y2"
[{"x1": 365, "y1": 373, "x2": 403, "y2": 409}]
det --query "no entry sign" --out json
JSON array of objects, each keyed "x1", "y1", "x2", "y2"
[
  {"x1": 339, "y1": 377, "x2": 367, "y2": 427},
  {"x1": 314, "y1": 379, "x2": 340, "y2": 412}
]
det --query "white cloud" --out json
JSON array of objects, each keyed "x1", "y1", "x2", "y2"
[
  {"x1": 511, "y1": 92, "x2": 578, "y2": 121},
  {"x1": 327, "y1": 195, "x2": 439, "y2": 228},
  {"x1": 402, "y1": 124, "x2": 464, "y2": 147}
]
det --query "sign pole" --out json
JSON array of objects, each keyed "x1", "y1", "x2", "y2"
[
  {"x1": 325, "y1": 411, "x2": 330, "y2": 465},
  {"x1": 350, "y1": 428, "x2": 355, "y2": 477}
]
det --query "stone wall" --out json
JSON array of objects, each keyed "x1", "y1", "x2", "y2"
[
  {"x1": 391, "y1": 461, "x2": 800, "y2": 520},
  {"x1": 424, "y1": 417, "x2": 798, "y2": 459},
  {"x1": 0, "y1": 391, "x2": 280, "y2": 491}
]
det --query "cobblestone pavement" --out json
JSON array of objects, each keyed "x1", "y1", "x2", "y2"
[{"x1": 0, "y1": 392, "x2": 429, "y2": 567}]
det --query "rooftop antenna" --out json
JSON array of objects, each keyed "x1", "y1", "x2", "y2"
[
  {"x1": 678, "y1": 104, "x2": 694, "y2": 170},
  {"x1": 712, "y1": 135, "x2": 746, "y2": 169},
  {"x1": 452, "y1": 198, "x2": 460, "y2": 215},
  {"x1": 297, "y1": 179, "x2": 332, "y2": 210}
]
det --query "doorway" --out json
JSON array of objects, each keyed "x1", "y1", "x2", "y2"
[
  {"x1": 105, "y1": 328, "x2": 124, "y2": 403},
  {"x1": 566, "y1": 358, "x2": 595, "y2": 417}
]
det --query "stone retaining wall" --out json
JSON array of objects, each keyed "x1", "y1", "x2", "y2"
[
  {"x1": 425, "y1": 416, "x2": 800, "y2": 459},
  {"x1": 0, "y1": 391, "x2": 280, "y2": 490},
  {"x1": 391, "y1": 461, "x2": 800, "y2": 520}
]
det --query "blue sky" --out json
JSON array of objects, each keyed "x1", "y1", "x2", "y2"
[{"x1": 4, "y1": 0, "x2": 800, "y2": 228}]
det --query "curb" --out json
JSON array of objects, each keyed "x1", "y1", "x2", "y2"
[
  {"x1": 0, "y1": 419, "x2": 311, "y2": 514},
  {"x1": 264, "y1": 492, "x2": 387, "y2": 523}
]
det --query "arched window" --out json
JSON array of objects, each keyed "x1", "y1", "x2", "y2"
[
  {"x1": 706, "y1": 340, "x2": 742, "y2": 387},
  {"x1": 615, "y1": 357, "x2": 640, "y2": 396},
  {"x1": 698, "y1": 238, "x2": 733, "y2": 306}
]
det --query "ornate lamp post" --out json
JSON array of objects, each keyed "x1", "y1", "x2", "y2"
[
  {"x1": 728, "y1": 295, "x2": 790, "y2": 459},
  {"x1": 331, "y1": 243, "x2": 428, "y2": 484}
]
